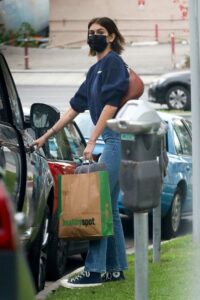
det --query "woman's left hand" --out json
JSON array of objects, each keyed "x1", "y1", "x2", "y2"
[{"x1": 83, "y1": 140, "x2": 96, "y2": 160}]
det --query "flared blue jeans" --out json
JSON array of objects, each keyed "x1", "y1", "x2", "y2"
[{"x1": 84, "y1": 128, "x2": 128, "y2": 273}]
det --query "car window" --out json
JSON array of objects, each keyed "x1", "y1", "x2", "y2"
[
  {"x1": 0, "y1": 124, "x2": 22, "y2": 208},
  {"x1": 63, "y1": 124, "x2": 85, "y2": 160},
  {"x1": 45, "y1": 123, "x2": 85, "y2": 161},
  {"x1": 173, "y1": 119, "x2": 192, "y2": 155},
  {"x1": 0, "y1": 55, "x2": 23, "y2": 128},
  {"x1": 173, "y1": 130, "x2": 182, "y2": 155},
  {"x1": 46, "y1": 129, "x2": 73, "y2": 161},
  {"x1": 184, "y1": 119, "x2": 192, "y2": 135}
]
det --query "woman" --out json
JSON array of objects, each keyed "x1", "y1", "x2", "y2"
[{"x1": 33, "y1": 17, "x2": 129, "y2": 288}]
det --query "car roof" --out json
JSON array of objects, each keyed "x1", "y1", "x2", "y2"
[
  {"x1": 160, "y1": 69, "x2": 190, "y2": 78},
  {"x1": 158, "y1": 111, "x2": 183, "y2": 122},
  {"x1": 81, "y1": 109, "x2": 184, "y2": 123}
]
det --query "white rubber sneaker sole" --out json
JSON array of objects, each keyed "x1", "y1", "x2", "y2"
[{"x1": 60, "y1": 279, "x2": 102, "y2": 289}]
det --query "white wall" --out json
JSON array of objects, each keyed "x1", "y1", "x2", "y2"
[{"x1": 49, "y1": 0, "x2": 189, "y2": 47}]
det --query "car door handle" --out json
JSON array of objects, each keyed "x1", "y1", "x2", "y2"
[
  {"x1": 186, "y1": 166, "x2": 190, "y2": 171},
  {"x1": 25, "y1": 145, "x2": 37, "y2": 165},
  {"x1": 25, "y1": 145, "x2": 37, "y2": 154}
]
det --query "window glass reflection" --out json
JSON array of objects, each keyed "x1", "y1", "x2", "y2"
[
  {"x1": 45, "y1": 123, "x2": 85, "y2": 161},
  {"x1": 173, "y1": 120, "x2": 192, "y2": 155}
]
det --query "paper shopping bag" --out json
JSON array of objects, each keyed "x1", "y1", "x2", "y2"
[{"x1": 58, "y1": 171, "x2": 113, "y2": 239}]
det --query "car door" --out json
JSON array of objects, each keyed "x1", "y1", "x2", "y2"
[
  {"x1": 0, "y1": 55, "x2": 26, "y2": 212},
  {"x1": 0, "y1": 53, "x2": 56, "y2": 291},
  {"x1": 0, "y1": 53, "x2": 46, "y2": 241}
]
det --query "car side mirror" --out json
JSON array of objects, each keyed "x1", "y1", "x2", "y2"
[{"x1": 30, "y1": 103, "x2": 60, "y2": 130}]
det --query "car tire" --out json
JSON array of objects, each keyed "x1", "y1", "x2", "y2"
[
  {"x1": 28, "y1": 207, "x2": 50, "y2": 292},
  {"x1": 162, "y1": 188, "x2": 182, "y2": 239},
  {"x1": 165, "y1": 85, "x2": 191, "y2": 111},
  {"x1": 46, "y1": 228, "x2": 68, "y2": 280}
]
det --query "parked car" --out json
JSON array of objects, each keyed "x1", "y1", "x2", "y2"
[
  {"x1": 25, "y1": 103, "x2": 89, "y2": 280},
  {"x1": 0, "y1": 180, "x2": 35, "y2": 300},
  {"x1": 75, "y1": 110, "x2": 192, "y2": 239},
  {"x1": 148, "y1": 70, "x2": 191, "y2": 111},
  {"x1": 0, "y1": 51, "x2": 55, "y2": 291}
]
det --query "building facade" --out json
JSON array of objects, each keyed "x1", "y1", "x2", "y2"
[{"x1": 49, "y1": 0, "x2": 189, "y2": 47}]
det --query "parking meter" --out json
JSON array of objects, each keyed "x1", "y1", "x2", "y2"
[
  {"x1": 107, "y1": 99, "x2": 166, "y2": 212},
  {"x1": 107, "y1": 99, "x2": 167, "y2": 300}
]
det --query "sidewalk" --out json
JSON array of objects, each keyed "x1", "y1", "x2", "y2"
[
  {"x1": 1, "y1": 42, "x2": 190, "y2": 86},
  {"x1": 11, "y1": 70, "x2": 158, "y2": 86}
]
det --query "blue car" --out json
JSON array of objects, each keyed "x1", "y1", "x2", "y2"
[{"x1": 75, "y1": 110, "x2": 192, "y2": 239}]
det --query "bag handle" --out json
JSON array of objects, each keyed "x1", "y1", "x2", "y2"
[{"x1": 77, "y1": 158, "x2": 94, "y2": 173}]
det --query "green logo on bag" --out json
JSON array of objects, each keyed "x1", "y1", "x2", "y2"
[{"x1": 63, "y1": 218, "x2": 95, "y2": 227}]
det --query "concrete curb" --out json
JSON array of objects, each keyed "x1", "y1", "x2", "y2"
[
  {"x1": 36, "y1": 266, "x2": 84, "y2": 300},
  {"x1": 12, "y1": 71, "x2": 158, "y2": 87},
  {"x1": 11, "y1": 69, "x2": 162, "y2": 76},
  {"x1": 12, "y1": 72, "x2": 86, "y2": 86},
  {"x1": 11, "y1": 69, "x2": 89, "y2": 73}
]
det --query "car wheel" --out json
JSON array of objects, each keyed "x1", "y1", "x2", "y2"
[
  {"x1": 165, "y1": 85, "x2": 191, "y2": 111},
  {"x1": 29, "y1": 207, "x2": 50, "y2": 292},
  {"x1": 46, "y1": 229, "x2": 68, "y2": 280},
  {"x1": 162, "y1": 188, "x2": 182, "y2": 239}
]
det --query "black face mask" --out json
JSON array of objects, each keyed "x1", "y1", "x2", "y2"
[{"x1": 87, "y1": 35, "x2": 108, "y2": 52}]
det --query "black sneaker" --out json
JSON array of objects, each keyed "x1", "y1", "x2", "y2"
[
  {"x1": 60, "y1": 271, "x2": 102, "y2": 288},
  {"x1": 101, "y1": 271, "x2": 125, "y2": 282}
]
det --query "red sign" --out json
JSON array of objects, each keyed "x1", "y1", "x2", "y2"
[{"x1": 138, "y1": 0, "x2": 145, "y2": 6}]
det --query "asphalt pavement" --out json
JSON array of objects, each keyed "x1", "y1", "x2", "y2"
[{"x1": 1, "y1": 41, "x2": 190, "y2": 86}]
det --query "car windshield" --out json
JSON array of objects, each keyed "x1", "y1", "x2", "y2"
[{"x1": 44, "y1": 123, "x2": 85, "y2": 162}]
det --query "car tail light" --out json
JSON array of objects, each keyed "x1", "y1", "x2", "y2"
[{"x1": 0, "y1": 183, "x2": 16, "y2": 250}]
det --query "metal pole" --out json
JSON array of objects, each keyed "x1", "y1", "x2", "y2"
[
  {"x1": 24, "y1": 32, "x2": 29, "y2": 70},
  {"x1": 188, "y1": 0, "x2": 200, "y2": 243},
  {"x1": 134, "y1": 212, "x2": 148, "y2": 300},
  {"x1": 155, "y1": 24, "x2": 159, "y2": 42},
  {"x1": 170, "y1": 32, "x2": 176, "y2": 69},
  {"x1": 153, "y1": 203, "x2": 161, "y2": 263},
  {"x1": 9, "y1": 31, "x2": 14, "y2": 46}
]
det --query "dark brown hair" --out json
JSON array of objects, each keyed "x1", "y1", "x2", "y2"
[{"x1": 88, "y1": 17, "x2": 125, "y2": 56}]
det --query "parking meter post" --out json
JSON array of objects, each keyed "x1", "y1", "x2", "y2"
[
  {"x1": 134, "y1": 212, "x2": 148, "y2": 300},
  {"x1": 153, "y1": 203, "x2": 161, "y2": 263}
]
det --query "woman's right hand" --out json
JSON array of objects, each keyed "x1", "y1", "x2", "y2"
[{"x1": 32, "y1": 135, "x2": 47, "y2": 149}]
